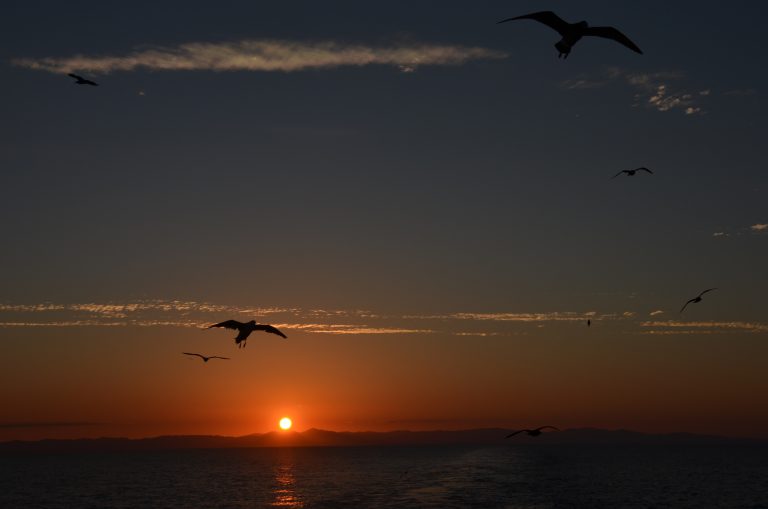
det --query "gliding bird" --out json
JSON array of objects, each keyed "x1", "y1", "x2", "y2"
[
  {"x1": 497, "y1": 11, "x2": 643, "y2": 59},
  {"x1": 207, "y1": 320, "x2": 287, "y2": 348},
  {"x1": 612, "y1": 167, "x2": 653, "y2": 178},
  {"x1": 67, "y1": 73, "x2": 99, "y2": 86},
  {"x1": 182, "y1": 352, "x2": 230, "y2": 363},
  {"x1": 505, "y1": 426, "x2": 560, "y2": 438},
  {"x1": 680, "y1": 288, "x2": 718, "y2": 313}
]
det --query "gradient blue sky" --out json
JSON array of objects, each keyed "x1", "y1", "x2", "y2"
[{"x1": 1, "y1": 1, "x2": 767, "y2": 439}]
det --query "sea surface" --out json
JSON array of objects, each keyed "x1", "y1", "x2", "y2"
[{"x1": 2, "y1": 444, "x2": 767, "y2": 508}]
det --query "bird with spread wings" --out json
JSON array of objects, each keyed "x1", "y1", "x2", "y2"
[
  {"x1": 612, "y1": 167, "x2": 654, "y2": 178},
  {"x1": 182, "y1": 352, "x2": 230, "y2": 363},
  {"x1": 498, "y1": 11, "x2": 642, "y2": 59},
  {"x1": 67, "y1": 73, "x2": 99, "y2": 86},
  {"x1": 680, "y1": 288, "x2": 718, "y2": 313},
  {"x1": 207, "y1": 320, "x2": 287, "y2": 348}
]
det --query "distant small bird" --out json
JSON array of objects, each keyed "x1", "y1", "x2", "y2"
[
  {"x1": 505, "y1": 426, "x2": 560, "y2": 438},
  {"x1": 498, "y1": 11, "x2": 643, "y2": 59},
  {"x1": 612, "y1": 167, "x2": 653, "y2": 178},
  {"x1": 587, "y1": 319, "x2": 591, "y2": 327},
  {"x1": 67, "y1": 73, "x2": 99, "y2": 86},
  {"x1": 680, "y1": 288, "x2": 718, "y2": 313},
  {"x1": 207, "y1": 320, "x2": 287, "y2": 348},
  {"x1": 182, "y1": 352, "x2": 230, "y2": 363}
]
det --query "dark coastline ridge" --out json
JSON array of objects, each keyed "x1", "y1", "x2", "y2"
[{"x1": 1, "y1": 428, "x2": 764, "y2": 454}]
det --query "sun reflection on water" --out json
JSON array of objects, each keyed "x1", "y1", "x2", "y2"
[{"x1": 270, "y1": 461, "x2": 303, "y2": 508}]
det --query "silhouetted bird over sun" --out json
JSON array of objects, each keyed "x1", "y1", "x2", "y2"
[
  {"x1": 497, "y1": 11, "x2": 643, "y2": 59},
  {"x1": 612, "y1": 167, "x2": 653, "y2": 178},
  {"x1": 67, "y1": 73, "x2": 99, "y2": 86},
  {"x1": 505, "y1": 426, "x2": 560, "y2": 438},
  {"x1": 182, "y1": 352, "x2": 230, "y2": 362},
  {"x1": 207, "y1": 320, "x2": 287, "y2": 348},
  {"x1": 680, "y1": 288, "x2": 718, "y2": 313}
]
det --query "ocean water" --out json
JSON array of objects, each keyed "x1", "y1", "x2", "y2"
[{"x1": 2, "y1": 444, "x2": 767, "y2": 508}]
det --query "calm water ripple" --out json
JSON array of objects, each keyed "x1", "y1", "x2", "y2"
[{"x1": 2, "y1": 444, "x2": 767, "y2": 508}]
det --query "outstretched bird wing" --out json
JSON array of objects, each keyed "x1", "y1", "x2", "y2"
[
  {"x1": 208, "y1": 320, "x2": 244, "y2": 330},
  {"x1": 505, "y1": 430, "x2": 525, "y2": 438},
  {"x1": 637, "y1": 167, "x2": 653, "y2": 174},
  {"x1": 68, "y1": 73, "x2": 85, "y2": 80},
  {"x1": 536, "y1": 426, "x2": 560, "y2": 432},
  {"x1": 497, "y1": 11, "x2": 570, "y2": 36},
  {"x1": 698, "y1": 288, "x2": 718, "y2": 298},
  {"x1": 584, "y1": 26, "x2": 643, "y2": 54},
  {"x1": 209, "y1": 356, "x2": 230, "y2": 360},
  {"x1": 680, "y1": 298, "x2": 696, "y2": 313},
  {"x1": 182, "y1": 352, "x2": 205, "y2": 360},
  {"x1": 255, "y1": 324, "x2": 287, "y2": 338},
  {"x1": 611, "y1": 170, "x2": 627, "y2": 179}
]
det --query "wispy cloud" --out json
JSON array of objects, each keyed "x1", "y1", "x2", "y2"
[
  {"x1": 12, "y1": 39, "x2": 507, "y2": 74},
  {"x1": 640, "y1": 320, "x2": 768, "y2": 334},
  {"x1": 2, "y1": 300, "x2": 765, "y2": 337},
  {"x1": 561, "y1": 78, "x2": 606, "y2": 90},
  {"x1": 402, "y1": 311, "x2": 597, "y2": 322},
  {"x1": 562, "y1": 68, "x2": 708, "y2": 115},
  {"x1": 0, "y1": 300, "x2": 608, "y2": 336},
  {"x1": 711, "y1": 223, "x2": 768, "y2": 238}
]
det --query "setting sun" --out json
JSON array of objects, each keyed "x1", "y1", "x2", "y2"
[{"x1": 279, "y1": 417, "x2": 292, "y2": 430}]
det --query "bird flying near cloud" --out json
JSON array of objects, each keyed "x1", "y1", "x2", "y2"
[
  {"x1": 207, "y1": 320, "x2": 287, "y2": 348},
  {"x1": 498, "y1": 11, "x2": 642, "y2": 59},
  {"x1": 67, "y1": 73, "x2": 98, "y2": 86}
]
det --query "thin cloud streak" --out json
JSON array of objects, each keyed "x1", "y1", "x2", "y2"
[
  {"x1": 641, "y1": 320, "x2": 768, "y2": 334},
  {"x1": 2, "y1": 300, "x2": 766, "y2": 336},
  {"x1": 403, "y1": 312, "x2": 597, "y2": 322},
  {"x1": 12, "y1": 39, "x2": 507, "y2": 74}
]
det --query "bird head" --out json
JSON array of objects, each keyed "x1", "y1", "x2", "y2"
[
  {"x1": 248, "y1": 320, "x2": 256, "y2": 325},
  {"x1": 577, "y1": 21, "x2": 589, "y2": 29}
]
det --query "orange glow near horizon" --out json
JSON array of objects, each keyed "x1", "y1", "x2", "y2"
[
  {"x1": 2, "y1": 325, "x2": 768, "y2": 441},
  {"x1": 279, "y1": 417, "x2": 292, "y2": 430}
]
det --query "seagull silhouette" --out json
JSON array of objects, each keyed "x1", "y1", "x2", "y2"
[
  {"x1": 497, "y1": 11, "x2": 642, "y2": 59},
  {"x1": 67, "y1": 73, "x2": 99, "y2": 86},
  {"x1": 207, "y1": 320, "x2": 287, "y2": 348},
  {"x1": 680, "y1": 288, "x2": 718, "y2": 313},
  {"x1": 505, "y1": 426, "x2": 560, "y2": 438},
  {"x1": 182, "y1": 352, "x2": 230, "y2": 362},
  {"x1": 612, "y1": 167, "x2": 653, "y2": 178},
  {"x1": 587, "y1": 319, "x2": 591, "y2": 327}
]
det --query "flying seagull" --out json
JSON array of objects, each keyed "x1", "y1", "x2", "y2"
[
  {"x1": 612, "y1": 167, "x2": 653, "y2": 178},
  {"x1": 182, "y1": 352, "x2": 230, "y2": 363},
  {"x1": 680, "y1": 288, "x2": 718, "y2": 313},
  {"x1": 505, "y1": 426, "x2": 560, "y2": 438},
  {"x1": 497, "y1": 11, "x2": 643, "y2": 59},
  {"x1": 67, "y1": 73, "x2": 99, "y2": 86},
  {"x1": 587, "y1": 319, "x2": 591, "y2": 327},
  {"x1": 207, "y1": 320, "x2": 287, "y2": 348}
]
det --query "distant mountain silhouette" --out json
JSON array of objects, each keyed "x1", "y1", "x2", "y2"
[{"x1": 1, "y1": 428, "x2": 762, "y2": 453}]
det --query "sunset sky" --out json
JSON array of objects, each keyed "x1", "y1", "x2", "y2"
[{"x1": 1, "y1": 0, "x2": 767, "y2": 441}]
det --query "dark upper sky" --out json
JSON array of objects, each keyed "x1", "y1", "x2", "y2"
[{"x1": 1, "y1": 1, "x2": 767, "y2": 438}]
